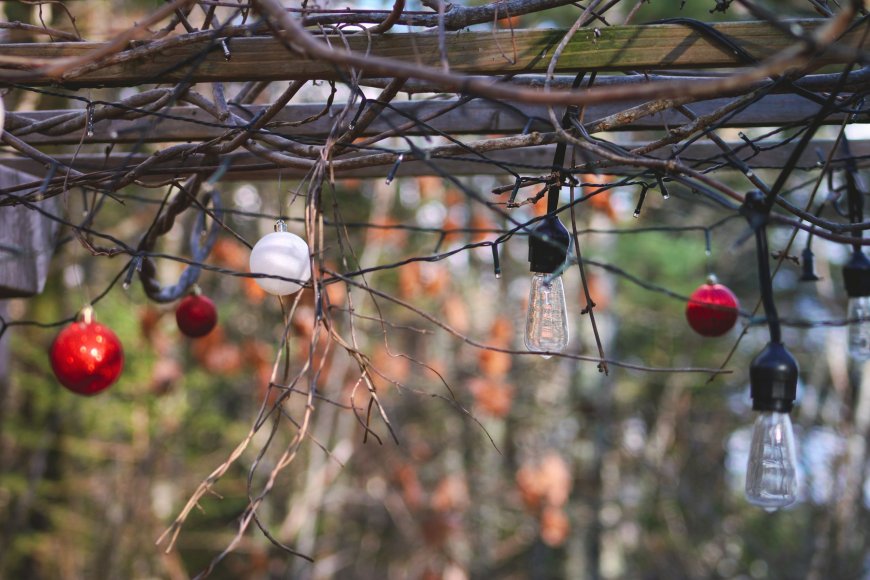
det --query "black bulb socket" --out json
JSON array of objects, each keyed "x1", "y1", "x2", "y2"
[
  {"x1": 799, "y1": 247, "x2": 820, "y2": 282},
  {"x1": 528, "y1": 214, "x2": 571, "y2": 274},
  {"x1": 843, "y1": 250, "x2": 870, "y2": 298},
  {"x1": 750, "y1": 342, "x2": 798, "y2": 413}
]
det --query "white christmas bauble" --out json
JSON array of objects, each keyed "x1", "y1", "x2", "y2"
[{"x1": 249, "y1": 231, "x2": 311, "y2": 295}]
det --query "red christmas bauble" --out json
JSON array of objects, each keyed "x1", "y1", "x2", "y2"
[
  {"x1": 49, "y1": 319, "x2": 124, "y2": 395},
  {"x1": 686, "y1": 278, "x2": 740, "y2": 337},
  {"x1": 175, "y1": 294, "x2": 218, "y2": 338}
]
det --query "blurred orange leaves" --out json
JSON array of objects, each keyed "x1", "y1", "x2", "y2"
[
  {"x1": 516, "y1": 452, "x2": 573, "y2": 546},
  {"x1": 468, "y1": 377, "x2": 513, "y2": 418},
  {"x1": 469, "y1": 316, "x2": 516, "y2": 417},
  {"x1": 582, "y1": 174, "x2": 617, "y2": 221}
]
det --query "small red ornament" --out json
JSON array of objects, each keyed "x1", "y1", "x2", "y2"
[
  {"x1": 175, "y1": 291, "x2": 217, "y2": 338},
  {"x1": 49, "y1": 307, "x2": 124, "y2": 395},
  {"x1": 686, "y1": 275, "x2": 740, "y2": 337}
]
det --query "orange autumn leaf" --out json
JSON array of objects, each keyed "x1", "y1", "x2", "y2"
[
  {"x1": 291, "y1": 305, "x2": 316, "y2": 341},
  {"x1": 191, "y1": 324, "x2": 226, "y2": 362},
  {"x1": 538, "y1": 453, "x2": 572, "y2": 507},
  {"x1": 469, "y1": 377, "x2": 514, "y2": 418},
  {"x1": 211, "y1": 237, "x2": 249, "y2": 270},
  {"x1": 323, "y1": 278, "x2": 347, "y2": 308},
  {"x1": 540, "y1": 506, "x2": 570, "y2": 547},
  {"x1": 440, "y1": 215, "x2": 463, "y2": 247},
  {"x1": 242, "y1": 339, "x2": 274, "y2": 387},
  {"x1": 582, "y1": 174, "x2": 617, "y2": 220},
  {"x1": 477, "y1": 348, "x2": 512, "y2": 378},
  {"x1": 398, "y1": 261, "x2": 422, "y2": 301},
  {"x1": 421, "y1": 513, "x2": 455, "y2": 548},
  {"x1": 530, "y1": 196, "x2": 549, "y2": 217},
  {"x1": 431, "y1": 475, "x2": 470, "y2": 513},
  {"x1": 372, "y1": 344, "x2": 411, "y2": 383},
  {"x1": 393, "y1": 464, "x2": 424, "y2": 510},
  {"x1": 442, "y1": 295, "x2": 469, "y2": 334},
  {"x1": 367, "y1": 217, "x2": 408, "y2": 245},
  {"x1": 469, "y1": 213, "x2": 496, "y2": 244},
  {"x1": 420, "y1": 262, "x2": 449, "y2": 297},
  {"x1": 517, "y1": 467, "x2": 543, "y2": 511},
  {"x1": 516, "y1": 452, "x2": 573, "y2": 512},
  {"x1": 489, "y1": 316, "x2": 514, "y2": 347},
  {"x1": 581, "y1": 173, "x2": 614, "y2": 192},
  {"x1": 585, "y1": 272, "x2": 610, "y2": 311},
  {"x1": 243, "y1": 277, "x2": 267, "y2": 303},
  {"x1": 193, "y1": 332, "x2": 243, "y2": 375},
  {"x1": 444, "y1": 188, "x2": 465, "y2": 208},
  {"x1": 416, "y1": 176, "x2": 444, "y2": 200}
]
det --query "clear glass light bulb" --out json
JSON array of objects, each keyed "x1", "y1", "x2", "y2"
[
  {"x1": 524, "y1": 273, "x2": 569, "y2": 358},
  {"x1": 847, "y1": 297, "x2": 870, "y2": 361},
  {"x1": 745, "y1": 411, "x2": 798, "y2": 509}
]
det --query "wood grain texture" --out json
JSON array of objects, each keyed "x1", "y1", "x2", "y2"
[
  {"x1": 0, "y1": 168, "x2": 59, "y2": 298},
  {"x1": 1, "y1": 140, "x2": 866, "y2": 182},
  {"x1": 4, "y1": 93, "x2": 856, "y2": 145},
  {"x1": 0, "y1": 19, "x2": 863, "y2": 87}
]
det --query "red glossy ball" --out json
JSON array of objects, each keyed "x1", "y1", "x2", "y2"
[
  {"x1": 686, "y1": 281, "x2": 740, "y2": 337},
  {"x1": 49, "y1": 321, "x2": 124, "y2": 395},
  {"x1": 175, "y1": 294, "x2": 218, "y2": 338}
]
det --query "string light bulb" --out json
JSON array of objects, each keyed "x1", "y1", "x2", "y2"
[
  {"x1": 745, "y1": 342, "x2": 799, "y2": 509},
  {"x1": 525, "y1": 209, "x2": 571, "y2": 358},
  {"x1": 249, "y1": 220, "x2": 311, "y2": 295},
  {"x1": 842, "y1": 250, "x2": 870, "y2": 361},
  {"x1": 740, "y1": 191, "x2": 799, "y2": 510}
]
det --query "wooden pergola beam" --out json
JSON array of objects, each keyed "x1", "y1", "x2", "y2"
[
  {"x1": 1, "y1": 139, "x2": 865, "y2": 184},
  {"x1": 1, "y1": 19, "x2": 864, "y2": 88},
  {"x1": 3, "y1": 92, "x2": 855, "y2": 145}
]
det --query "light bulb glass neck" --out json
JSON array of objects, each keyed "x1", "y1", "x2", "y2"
[
  {"x1": 754, "y1": 409, "x2": 791, "y2": 422},
  {"x1": 532, "y1": 272, "x2": 561, "y2": 284}
]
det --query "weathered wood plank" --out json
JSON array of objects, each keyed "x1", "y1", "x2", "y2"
[
  {"x1": 0, "y1": 168, "x2": 59, "y2": 297},
  {"x1": 0, "y1": 19, "x2": 863, "y2": 87},
  {"x1": 0, "y1": 139, "x2": 866, "y2": 182},
  {"x1": 4, "y1": 93, "x2": 857, "y2": 145}
]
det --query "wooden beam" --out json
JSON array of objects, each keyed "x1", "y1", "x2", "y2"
[
  {"x1": 0, "y1": 19, "x2": 864, "y2": 87},
  {"x1": 1, "y1": 140, "x2": 866, "y2": 183},
  {"x1": 4, "y1": 93, "x2": 858, "y2": 145}
]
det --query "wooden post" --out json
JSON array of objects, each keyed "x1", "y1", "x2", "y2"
[{"x1": 0, "y1": 168, "x2": 59, "y2": 298}]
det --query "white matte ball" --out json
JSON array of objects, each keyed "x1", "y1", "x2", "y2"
[{"x1": 249, "y1": 231, "x2": 311, "y2": 295}]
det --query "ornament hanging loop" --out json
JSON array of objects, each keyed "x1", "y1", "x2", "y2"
[{"x1": 79, "y1": 304, "x2": 94, "y2": 324}]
